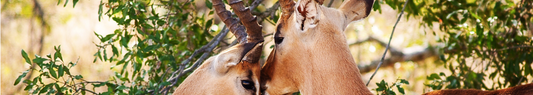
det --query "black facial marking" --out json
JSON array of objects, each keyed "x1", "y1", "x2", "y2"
[
  {"x1": 241, "y1": 80, "x2": 255, "y2": 90},
  {"x1": 274, "y1": 24, "x2": 284, "y2": 44},
  {"x1": 241, "y1": 70, "x2": 256, "y2": 91}
]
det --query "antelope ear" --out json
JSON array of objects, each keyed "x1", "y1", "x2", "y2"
[
  {"x1": 294, "y1": 0, "x2": 321, "y2": 31},
  {"x1": 212, "y1": 47, "x2": 242, "y2": 74},
  {"x1": 338, "y1": 0, "x2": 374, "y2": 22}
]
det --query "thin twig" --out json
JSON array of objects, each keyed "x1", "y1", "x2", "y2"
[
  {"x1": 156, "y1": 61, "x2": 173, "y2": 91},
  {"x1": 15, "y1": 0, "x2": 47, "y2": 93},
  {"x1": 250, "y1": 0, "x2": 264, "y2": 11},
  {"x1": 75, "y1": 80, "x2": 107, "y2": 85},
  {"x1": 366, "y1": 0, "x2": 409, "y2": 86},
  {"x1": 327, "y1": 0, "x2": 334, "y2": 7},
  {"x1": 349, "y1": 36, "x2": 402, "y2": 55},
  {"x1": 253, "y1": 1, "x2": 280, "y2": 22},
  {"x1": 159, "y1": 26, "x2": 230, "y2": 94},
  {"x1": 77, "y1": 88, "x2": 98, "y2": 94},
  {"x1": 495, "y1": 45, "x2": 533, "y2": 51}
]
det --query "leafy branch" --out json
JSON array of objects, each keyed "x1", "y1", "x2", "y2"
[{"x1": 374, "y1": 79, "x2": 410, "y2": 95}]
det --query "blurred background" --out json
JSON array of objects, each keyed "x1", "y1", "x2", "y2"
[
  {"x1": 2, "y1": 0, "x2": 119, "y2": 94},
  {"x1": 2, "y1": 0, "x2": 532, "y2": 94}
]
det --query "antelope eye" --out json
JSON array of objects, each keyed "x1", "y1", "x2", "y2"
[
  {"x1": 274, "y1": 37, "x2": 284, "y2": 44},
  {"x1": 274, "y1": 24, "x2": 284, "y2": 44},
  {"x1": 241, "y1": 80, "x2": 255, "y2": 90}
]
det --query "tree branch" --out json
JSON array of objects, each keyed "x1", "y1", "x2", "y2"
[
  {"x1": 76, "y1": 88, "x2": 98, "y2": 94},
  {"x1": 249, "y1": 0, "x2": 263, "y2": 11},
  {"x1": 327, "y1": 0, "x2": 334, "y2": 7},
  {"x1": 253, "y1": 1, "x2": 280, "y2": 22},
  {"x1": 349, "y1": 36, "x2": 402, "y2": 55},
  {"x1": 350, "y1": 36, "x2": 439, "y2": 73},
  {"x1": 158, "y1": 26, "x2": 230, "y2": 94},
  {"x1": 357, "y1": 46, "x2": 438, "y2": 73},
  {"x1": 366, "y1": 0, "x2": 409, "y2": 86}
]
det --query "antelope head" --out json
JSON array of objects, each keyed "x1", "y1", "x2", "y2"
[
  {"x1": 260, "y1": 0, "x2": 374, "y2": 94},
  {"x1": 172, "y1": 0, "x2": 264, "y2": 94}
]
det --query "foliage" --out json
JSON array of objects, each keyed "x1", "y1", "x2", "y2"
[
  {"x1": 15, "y1": 0, "x2": 279, "y2": 94},
  {"x1": 15, "y1": 47, "x2": 92, "y2": 94},
  {"x1": 16, "y1": 0, "x2": 221, "y2": 94},
  {"x1": 95, "y1": 0, "x2": 218, "y2": 94},
  {"x1": 374, "y1": 79, "x2": 410, "y2": 95},
  {"x1": 375, "y1": 0, "x2": 533, "y2": 91},
  {"x1": 93, "y1": 0, "x2": 217, "y2": 94},
  {"x1": 14, "y1": 0, "x2": 532, "y2": 94}
]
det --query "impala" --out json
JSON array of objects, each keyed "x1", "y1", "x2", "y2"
[
  {"x1": 259, "y1": 0, "x2": 533, "y2": 94},
  {"x1": 260, "y1": 0, "x2": 375, "y2": 94},
  {"x1": 172, "y1": 0, "x2": 264, "y2": 94}
]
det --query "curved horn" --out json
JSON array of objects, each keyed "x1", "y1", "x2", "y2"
[
  {"x1": 212, "y1": 0, "x2": 248, "y2": 43},
  {"x1": 227, "y1": 0, "x2": 264, "y2": 43},
  {"x1": 212, "y1": 0, "x2": 264, "y2": 63},
  {"x1": 226, "y1": 0, "x2": 264, "y2": 63},
  {"x1": 279, "y1": 0, "x2": 296, "y2": 20}
]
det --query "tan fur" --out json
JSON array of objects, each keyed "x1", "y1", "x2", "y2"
[
  {"x1": 424, "y1": 83, "x2": 533, "y2": 95},
  {"x1": 260, "y1": 0, "x2": 533, "y2": 94},
  {"x1": 173, "y1": 44, "x2": 262, "y2": 95},
  {"x1": 260, "y1": 0, "x2": 374, "y2": 94}
]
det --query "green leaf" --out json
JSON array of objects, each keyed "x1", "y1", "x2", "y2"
[
  {"x1": 74, "y1": 75, "x2": 83, "y2": 79},
  {"x1": 73, "y1": 0, "x2": 79, "y2": 7},
  {"x1": 446, "y1": 11, "x2": 458, "y2": 19},
  {"x1": 101, "y1": 92, "x2": 112, "y2": 95},
  {"x1": 21, "y1": 50, "x2": 32, "y2": 64},
  {"x1": 14, "y1": 70, "x2": 29, "y2": 85},
  {"x1": 376, "y1": 87, "x2": 384, "y2": 91},
  {"x1": 112, "y1": 45, "x2": 119, "y2": 56},
  {"x1": 469, "y1": 11, "x2": 482, "y2": 20},
  {"x1": 427, "y1": 73, "x2": 441, "y2": 80},
  {"x1": 64, "y1": 65, "x2": 71, "y2": 75},
  {"x1": 378, "y1": 80, "x2": 387, "y2": 89},
  {"x1": 63, "y1": 0, "x2": 69, "y2": 7},
  {"x1": 54, "y1": 83, "x2": 61, "y2": 93},
  {"x1": 205, "y1": 0, "x2": 213, "y2": 9},
  {"x1": 93, "y1": 82, "x2": 106, "y2": 87},
  {"x1": 439, "y1": 54, "x2": 446, "y2": 63},
  {"x1": 438, "y1": 72, "x2": 445, "y2": 76},
  {"x1": 98, "y1": 1, "x2": 103, "y2": 21},
  {"x1": 33, "y1": 55, "x2": 47, "y2": 64},
  {"x1": 49, "y1": 66, "x2": 58, "y2": 79},
  {"x1": 23, "y1": 80, "x2": 33, "y2": 90},
  {"x1": 101, "y1": 34, "x2": 116, "y2": 42},
  {"x1": 387, "y1": 90, "x2": 396, "y2": 95},
  {"x1": 54, "y1": 46, "x2": 63, "y2": 61},
  {"x1": 157, "y1": 20, "x2": 166, "y2": 26},
  {"x1": 58, "y1": 64, "x2": 64, "y2": 77},
  {"x1": 113, "y1": 17, "x2": 124, "y2": 25},
  {"x1": 160, "y1": 81, "x2": 170, "y2": 86},
  {"x1": 116, "y1": 85, "x2": 127, "y2": 90},
  {"x1": 397, "y1": 85, "x2": 405, "y2": 94},
  {"x1": 40, "y1": 84, "x2": 53, "y2": 94},
  {"x1": 400, "y1": 79, "x2": 410, "y2": 85},
  {"x1": 33, "y1": 87, "x2": 41, "y2": 94}
]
